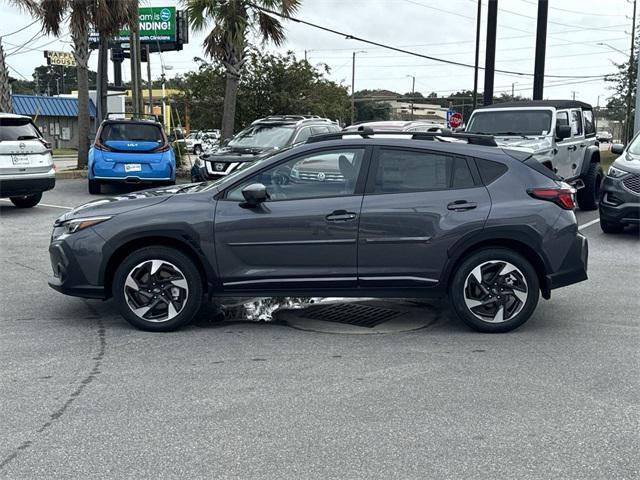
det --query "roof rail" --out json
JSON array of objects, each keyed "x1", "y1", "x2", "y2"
[
  {"x1": 105, "y1": 112, "x2": 159, "y2": 122},
  {"x1": 306, "y1": 128, "x2": 497, "y2": 147}
]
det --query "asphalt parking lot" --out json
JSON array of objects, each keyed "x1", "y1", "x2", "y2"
[{"x1": 1, "y1": 179, "x2": 639, "y2": 479}]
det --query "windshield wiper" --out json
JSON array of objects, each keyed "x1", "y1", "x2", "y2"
[
  {"x1": 493, "y1": 132, "x2": 530, "y2": 138},
  {"x1": 17, "y1": 135, "x2": 38, "y2": 140}
]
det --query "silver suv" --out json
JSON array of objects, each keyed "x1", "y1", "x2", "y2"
[
  {"x1": 466, "y1": 100, "x2": 601, "y2": 210},
  {"x1": 0, "y1": 113, "x2": 55, "y2": 208}
]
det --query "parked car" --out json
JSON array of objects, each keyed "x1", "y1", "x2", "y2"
[
  {"x1": 343, "y1": 120, "x2": 444, "y2": 133},
  {"x1": 49, "y1": 130, "x2": 588, "y2": 333},
  {"x1": 596, "y1": 130, "x2": 613, "y2": 143},
  {"x1": 87, "y1": 116, "x2": 176, "y2": 194},
  {"x1": 185, "y1": 130, "x2": 221, "y2": 155},
  {"x1": 190, "y1": 116, "x2": 340, "y2": 182},
  {"x1": 466, "y1": 100, "x2": 602, "y2": 210},
  {"x1": 599, "y1": 139, "x2": 640, "y2": 233},
  {"x1": 0, "y1": 113, "x2": 55, "y2": 208}
]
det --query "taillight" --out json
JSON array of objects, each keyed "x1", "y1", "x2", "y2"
[
  {"x1": 94, "y1": 138, "x2": 112, "y2": 151},
  {"x1": 152, "y1": 143, "x2": 171, "y2": 153},
  {"x1": 38, "y1": 138, "x2": 52, "y2": 151},
  {"x1": 528, "y1": 185, "x2": 576, "y2": 210}
]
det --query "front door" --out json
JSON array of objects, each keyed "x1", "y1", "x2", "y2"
[
  {"x1": 214, "y1": 147, "x2": 370, "y2": 291},
  {"x1": 357, "y1": 146, "x2": 491, "y2": 289}
]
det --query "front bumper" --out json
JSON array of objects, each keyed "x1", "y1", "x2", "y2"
[
  {"x1": 0, "y1": 174, "x2": 55, "y2": 197},
  {"x1": 599, "y1": 176, "x2": 640, "y2": 225},
  {"x1": 545, "y1": 233, "x2": 588, "y2": 290}
]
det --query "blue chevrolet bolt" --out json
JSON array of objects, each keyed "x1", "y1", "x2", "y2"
[{"x1": 87, "y1": 118, "x2": 176, "y2": 194}]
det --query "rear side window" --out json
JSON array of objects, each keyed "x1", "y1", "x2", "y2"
[
  {"x1": 0, "y1": 118, "x2": 40, "y2": 141},
  {"x1": 372, "y1": 148, "x2": 469, "y2": 193},
  {"x1": 475, "y1": 158, "x2": 508, "y2": 185},
  {"x1": 101, "y1": 123, "x2": 163, "y2": 142},
  {"x1": 583, "y1": 110, "x2": 595, "y2": 136}
]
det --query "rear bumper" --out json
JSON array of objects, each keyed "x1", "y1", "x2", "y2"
[
  {"x1": 546, "y1": 233, "x2": 588, "y2": 290},
  {"x1": 0, "y1": 175, "x2": 55, "y2": 197}
]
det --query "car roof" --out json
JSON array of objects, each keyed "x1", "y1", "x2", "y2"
[
  {"x1": 476, "y1": 99, "x2": 593, "y2": 110},
  {"x1": 252, "y1": 115, "x2": 337, "y2": 127},
  {"x1": 345, "y1": 120, "x2": 442, "y2": 131},
  {"x1": 0, "y1": 112, "x2": 32, "y2": 120}
]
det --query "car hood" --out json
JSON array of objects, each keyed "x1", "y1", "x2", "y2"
[
  {"x1": 614, "y1": 151, "x2": 640, "y2": 174},
  {"x1": 492, "y1": 136, "x2": 553, "y2": 153},
  {"x1": 56, "y1": 184, "x2": 205, "y2": 222}
]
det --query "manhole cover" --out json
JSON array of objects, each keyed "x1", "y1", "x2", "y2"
[{"x1": 301, "y1": 303, "x2": 406, "y2": 328}]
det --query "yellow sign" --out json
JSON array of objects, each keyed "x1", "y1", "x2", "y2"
[{"x1": 46, "y1": 51, "x2": 76, "y2": 67}]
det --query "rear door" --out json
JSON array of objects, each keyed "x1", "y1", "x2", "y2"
[
  {"x1": 0, "y1": 117, "x2": 51, "y2": 176},
  {"x1": 357, "y1": 146, "x2": 491, "y2": 289}
]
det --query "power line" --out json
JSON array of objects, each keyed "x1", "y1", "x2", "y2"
[
  {"x1": 517, "y1": 0, "x2": 628, "y2": 17},
  {"x1": 253, "y1": 4, "x2": 612, "y2": 79},
  {"x1": 1, "y1": 19, "x2": 39, "y2": 38}
]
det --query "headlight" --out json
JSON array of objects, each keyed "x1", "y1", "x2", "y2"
[
  {"x1": 607, "y1": 165, "x2": 630, "y2": 178},
  {"x1": 60, "y1": 216, "x2": 112, "y2": 234}
]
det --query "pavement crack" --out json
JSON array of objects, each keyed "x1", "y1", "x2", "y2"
[
  {"x1": 0, "y1": 301, "x2": 106, "y2": 471},
  {"x1": 2, "y1": 260, "x2": 49, "y2": 277}
]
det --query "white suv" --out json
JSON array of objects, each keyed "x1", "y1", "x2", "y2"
[{"x1": 0, "y1": 113, "x2": 55, "y2": 208}]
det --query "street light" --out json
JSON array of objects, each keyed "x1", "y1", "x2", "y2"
[{"x1": 351, "y1": 50, "x2": 366, "y2": 125}]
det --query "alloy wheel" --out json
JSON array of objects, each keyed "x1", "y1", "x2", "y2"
[
  {"x1": 463, "y1": 260, "x2": 528, "y2": 323},
  {"x1": 124, "y1": 260, "x2": 189, "y2": 322}
]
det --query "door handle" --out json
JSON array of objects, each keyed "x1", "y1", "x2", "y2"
[
  {"x1": 447, "y1": 200, "x2": 477, "y2": 212},
  {"x1": 567, "y1": 145, "x2": 577, "y2": 151},
  {"x1": 326, "y1": 209, "x2": 357, "y2": 221}
]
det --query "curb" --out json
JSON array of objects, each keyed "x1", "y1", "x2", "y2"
[{"x1": 55, "y1": 170, "x2": 191, "y2": 180}]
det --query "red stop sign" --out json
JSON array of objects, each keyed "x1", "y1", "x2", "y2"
[{"x1": 449, "y1": 112, "x2": 463, "y2": 129}]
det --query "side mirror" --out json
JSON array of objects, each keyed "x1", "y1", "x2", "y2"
[
  {"x1": 610, "y1": 143, "x2": 625, "y2": 155},
  {"x1": 556, "y1": 125, "x2": 571, "y2": 140},
  {"x1": 241, "y1": 183, "x2": 268, "y2": 206}
]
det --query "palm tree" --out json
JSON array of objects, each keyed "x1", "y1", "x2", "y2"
[
  {"x1": 40, "y1": 0, "x2": 136, "y2": 169},
  {"x1": 186, "y1": 0, "x2": 301, "y2": 140},
  {"x1": 0, "y1": 0, "x2": 40, "y2": 112}
]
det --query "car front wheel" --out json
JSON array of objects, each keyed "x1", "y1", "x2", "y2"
[
  {"x1": 449, "y1": 248, "x2": 540, "y2": 333},
  {"x1": 10, "y1": 193, "x2": 42, "y2": 208},
  {"x1": 600, "y1": 218, "x2": 624, "y2": 234},
  {"x1": 112, "y1": 247, "x2": 203, "y2": 331}
]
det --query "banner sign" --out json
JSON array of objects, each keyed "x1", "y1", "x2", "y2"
[
  {"x1": 45, "y1": 50, "x2": 76, "y2": 67},
  {"x1": 90, "y1": 7, "x2": 177, "y2": 43}
]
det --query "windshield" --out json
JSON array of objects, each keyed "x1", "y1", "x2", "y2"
[
  {"x1": 0, "y1": 118, "x2": 40, "y2": 141},
  {"x1": 228, "y1": 124, "x2": 295, "y2": 149},
  {"x1": 101, "y1": 123, "x2": 163, "y2": 142},
  {"x1": 467, "y1": 110, "x2": 552, "y2": 136},
  {"x1": 626, "y1": 133, "x2": 640, "y2": 155}
]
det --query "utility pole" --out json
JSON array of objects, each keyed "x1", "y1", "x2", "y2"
[
  {"x1": 129, "y1": 0, "x2": 143, "y2": 116},
  {"x1": 635, "y1": 50, "x2": 640, "y2": 136},
  {"x1": 351, "y1": 51, "x2": 356, "y2": 125},
  {"x1": 626, "y1": 0, "x2": 637, "y2": 141},
  {"x1": 512, "y1": 82, "x2": 515, "y2": 98},
  {"x1": 146, "y1": 45, "x2": 152, "y2": 115},
  {"x1": 472, "y1": 0, "x2": 482, "y2": 110},
  {"x1": 533, "y1": 0, "x2": 548, "y2": 100},
  {"x1": 572, "y1": 91, "x2": 576, "y2": 101},
  {"x1": 407, "y1": 75, "x2": 416, "y2": 120},
  {"x1": 483, "y1": 0, "x2": 498, "y2": 105}
]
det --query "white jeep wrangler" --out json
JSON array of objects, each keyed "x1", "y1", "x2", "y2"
[{"x1": 466, "y1": 100, "x2": 601, "y2": 210}]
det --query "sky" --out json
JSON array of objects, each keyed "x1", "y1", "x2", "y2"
[{"x1": 2, "y1": 0, "x2": 634, "y2": 107}]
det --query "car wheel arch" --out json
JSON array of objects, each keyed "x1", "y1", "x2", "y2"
[
  {"x1": 443, "y1": 232, "x2": 551, "y2": 300},
  {"x1": 102, "y1": 234, "x2": 214, "y2": 298}
]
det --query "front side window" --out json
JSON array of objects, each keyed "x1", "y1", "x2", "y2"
[
  {"x1": 556, "y1": 111, "x2": 569, "y2": 126},
  {"x1": 372, "y1": 149, "x2": 462, "y2": 194},
  {"x1": 467, "y1": 109, "x2": 552, "y2": 136},
  {"x1": 571, "y1": 110, "x2": 583, "y2": 136},
  {"x1": 293, "y1": 127, "x2": 313, "y2": 144},
  {"x1": 226, "y1": 148, "x2": 365, "y2": 201},
  {"x1": 228, "y1": 124, "x2": 295, "y2": 149},
  {"x1": 583, "y1": 110, "x2": 595, "y2": 135}
]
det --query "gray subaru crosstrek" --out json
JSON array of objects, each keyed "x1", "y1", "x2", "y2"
[{"x1": 48, "y1": 130, "x2": 588, "y2": 333}]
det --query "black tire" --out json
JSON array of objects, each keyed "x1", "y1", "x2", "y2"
[
  {"x1": 449, "y1": 248, "x2": 540, "y2": 333},
  {"x1": 9, "y1": 192, "x2": 42, "y2": 208},
  {"x1": 600, "y1": 218, "x2": 624, "y2": 234},
  {"x1": 576, "y1": 162, "x2": 603, "y2": 211},
  {"x1": 193, "y1": 145, "x2": 202, "y2": 155},
  {"x1": 88, "y1": 179, "x2": 101, "y2": 195},
  {"x1": 112, "y1": 246, "x2": 203, "y2": 332}
]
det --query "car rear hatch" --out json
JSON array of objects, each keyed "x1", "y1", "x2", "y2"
[{"x1": 0, "y1": 117, "x2": 53, "y2": 175}]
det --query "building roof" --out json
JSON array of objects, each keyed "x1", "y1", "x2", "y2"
[
  {"x1": 477, "y1": 99, "x2": 593, "y2": 110},
  {"x1": 12, "y1": 94, "x2": 96, "y2": 118}
]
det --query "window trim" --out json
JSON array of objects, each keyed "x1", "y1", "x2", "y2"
[
  {"x1": 219, "y1": 145, "x2": 373, "y2": 203},
  {"x1": 364, "y1": 146, "x2": 478, "y2": 196}
]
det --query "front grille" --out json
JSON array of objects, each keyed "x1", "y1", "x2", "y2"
[
  {"x1": 301, "y1": 303, "x2": 406, "y2": 328},
  {"x1": 622, "y1": 174, "x2": 640, "y2": 194}
]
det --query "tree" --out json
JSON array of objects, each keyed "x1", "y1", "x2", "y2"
[
  {"x1": 0, "y1": 0, "x2": 40, "y2": 112},
  {"x1": 41, "y1": 0, "x2": 135, "y2": 168},
  {"x1": 605, "y1": 35, "x2": 639, "y2": 140},
  {"x1": 186, "y1": 0, "x2": 301, "y2": 140}
]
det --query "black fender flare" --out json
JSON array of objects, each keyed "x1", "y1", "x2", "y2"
[{"x1": 579, "y1": 145, "x2": 600, "y2": 176}]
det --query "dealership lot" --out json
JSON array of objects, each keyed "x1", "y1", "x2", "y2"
[{"x1": 1, "y1": 179, "x2": 639, "y2": 479}]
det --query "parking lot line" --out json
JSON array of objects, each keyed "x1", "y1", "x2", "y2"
[
  {"x1": 578, "y1": 218, "x2": 600, "y2": 231},
  {"x1": 0, "y1": 199, "x2": 72, "y2": 210}
]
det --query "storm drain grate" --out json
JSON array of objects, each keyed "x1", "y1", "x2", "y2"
[{"x1": 302, "y1": 303, "x2": 406, "y2": 328}]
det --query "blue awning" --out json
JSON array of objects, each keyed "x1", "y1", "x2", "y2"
[{"x1": 12, "y1": 94, "x2": 96, "y2": 118}]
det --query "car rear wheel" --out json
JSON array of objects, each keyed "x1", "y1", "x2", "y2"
[
  {"x1": 88, "y1": 179, "x2": 101, "y2": 194},
  {"x1": 112, "y1": 247, "x2": 203, "y2": 331},
  {"x1": 10, "y1": 193, "x2": 42, "y2": 208},
  {"x1": 600, "y1": 218, "x2": 624, "y2": 234},
  {"x1": 576, "y1": 162, "x2": 603, "y2": 211},
  {"x1": 449, "y1": 248, "x2": 540, "y2": 333}
]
